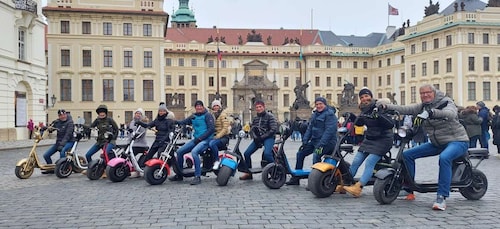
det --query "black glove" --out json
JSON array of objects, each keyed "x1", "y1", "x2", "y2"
[
  {"x1": 194, "y1": 138, "x2": 201, "y2": 144},
  {"x1": 135, "y1": 121, "x2": 144, "y2": 127},
  {"x1": 56, "y1": 145, "x2": 63, "y2": 152}
]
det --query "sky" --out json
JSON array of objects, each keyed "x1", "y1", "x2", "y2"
[{"x1": 40, "y1": 0, "x2": 462, "y2": 36}]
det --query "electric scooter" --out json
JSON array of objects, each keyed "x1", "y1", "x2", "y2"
[
  {"x1": 215, "y1": 130, "x2": 246, "y2": 186},
  {"x1": 54, "y1": 127, "x2": 88, "y2": 178},
  {"x1": 86, "y1": 132, "x2": 119, "y2": 180},
  {"x1": 372, "y1": 122, "x2": 489, "y2": 205},
  {"x1": 307, "y1": 111, "x2": 393, "y2": 198},
  {"x1": 105, "y1": 126, "x2": 149, "y2": 182},
  {"x1": 261, "y1": 122, "x2": 308, "y2": 189},
  {"x1": 15, "y1": 126, "x2": 55, "y2": 179}
]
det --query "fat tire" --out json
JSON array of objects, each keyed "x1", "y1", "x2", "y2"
[
  {"x1": 15, "y1": 161, "x2": 34, "y2": 179},
  {"x1": 262, "y1": 163, "x2": 287, "y2": 189},
  {"x1": 106, "y1": 163, "x2": 129, "y2": 182},
  {"x1": 144, "y1": 164, "x2": 168, "y2": 185},
  {"x1": 307, "y1": 168, "x2": 338, "y2": 198},
  {"x1": 216, "y1": 165, "x2": 233, "y2": 186},
  {"x1": 87, "y1": 160, "x2": 105, "y2": 180},
  {"x1": 55, "y1": 159, "x2": 73, "y2": 178},
  {"x1": 460, "y1": 169, "x2": 488, "y2": 200},
  {"x1": 373, "y1": 176, "x2": 400, "y2": 204}
]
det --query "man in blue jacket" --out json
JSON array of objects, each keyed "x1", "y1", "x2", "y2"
[
  {"x1": 42, "y1": 109, "x2": 76, "y2": 172},
  {"x1": 286, "y1": 97, "x2": 338, "y2": 185},
  {"x1": 476, "y1": 101, "x2": 490, "y2": 149},
  {"x1": 169, "y1": 100, "x2": 215, "y2": 185}
]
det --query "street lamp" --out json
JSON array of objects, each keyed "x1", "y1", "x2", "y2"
[{"x1": 50, "y1": 94, "x2": 57, "y2": 107}]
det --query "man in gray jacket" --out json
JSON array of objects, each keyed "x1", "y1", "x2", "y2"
[{"x1": 379, "y1": 84, "x2": 469, "y2": 211}]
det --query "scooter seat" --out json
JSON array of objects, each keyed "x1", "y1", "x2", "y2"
[
  {"x1": 340, "y1": 144, "x2": 354, "y2": 151},
  {"x1": 116, "y1": 144, "x2": 128, "y2": 149},
  {"x1": 468, "y1": 148, "x2": 489, "y2": 159}
]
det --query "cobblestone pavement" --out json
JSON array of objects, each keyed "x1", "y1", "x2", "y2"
[{"x1": 1, "y1": 137, "x2": 500, "y2": 228}]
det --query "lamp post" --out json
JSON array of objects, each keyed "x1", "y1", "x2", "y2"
[{"x1": 50, "y1": 94, "x2": 57, "y2": 107}]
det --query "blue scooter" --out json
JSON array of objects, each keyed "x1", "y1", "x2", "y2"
[{"x1": 261, "y1": 122, "x2": 309, "y2": 189}]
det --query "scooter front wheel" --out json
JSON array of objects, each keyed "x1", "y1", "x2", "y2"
[
  {"x1": 307, "y1": 168, "x2": 338, "y2": 198},
  {"x1": 373, "y1": 176, "x2": 400, "y2": 204},
  {"x1": 55, "y1": 158, "x2": 73, "y2": 178},
  {"x1": 15, "y1": 161, "x2": 34, "y2": 179},
  {"x1": 106, "y1": 163, "x2": 129, "y2": 182},
  {"x1": 216, "y1": 165, "x2": 233, "y2": 186},
  {"x1": 87, "y1": 160, "x2": 105, "y2": 180},
  {"x1": 144, "y1": 164, "x2": 168, "y2": 185},
  {"x1": 459, "y1": 169, "x2": 488, "y2": 200},
  {"x1": 262, "y1": 163, "x2": 287, "y2": 189}
]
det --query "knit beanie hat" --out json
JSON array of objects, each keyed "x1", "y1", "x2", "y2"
[
  {"x1": 194, "y1": 100, "x2": 204, "y2": 107},
  {"x1": 358, "y1": 87, "x2": 373, "y2": 98},
  {"x1": 211, "y1": 99, "x2": 222, "y2": 108},
  {"x1": 135, "y1": 108, "x2": 145, "y2": 116},
  {"x1": 314, "y1": 97, "x2": 327, "y2": 105},
  {"x1": 158, "y1": 104, "x2": 167, "y2": 111}
]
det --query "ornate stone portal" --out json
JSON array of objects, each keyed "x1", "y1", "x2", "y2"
[{"x1": 232, "y1": 60, "x2": 279, "y2": 124}]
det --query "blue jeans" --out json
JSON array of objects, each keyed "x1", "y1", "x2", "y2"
[
  {"x1": 349, "y1": 151, "x2": 381, "y2": 186},
  {"x1": 43, "y1": 141, "x2": 75, "y2": 164},
  {"x1": 243, "y1": 137, "x2": 275, "y2": 170},
  {"x1": 403, "y1": 141, "x2": 468, "y2": 197},
  {"x1": 479, "y1": 129, "x2": 489, "y2": 149},
  {"x1": 295, "y1": 142, "x2": 334, "y2": 170},
  {"x1": 85, "y1": 143, "x2": 115, "y2": 163},
  {"x1": 208, "y1": 136, "x2": 229, "y2": 161},
  {"x1": 469, "y1": 135, "x2": 480, "y2": 148},
  {"x1": 176, "y1": 138, "x2": 211, "y2": 177}
]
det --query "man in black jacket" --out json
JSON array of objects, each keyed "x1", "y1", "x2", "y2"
[{"x1": 42, "y1": 109, "x2": 76, "y2": 169}]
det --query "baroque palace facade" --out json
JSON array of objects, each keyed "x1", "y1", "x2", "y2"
[{"x1": 35, "y1": 0, "x2": 500, "y2": 139}]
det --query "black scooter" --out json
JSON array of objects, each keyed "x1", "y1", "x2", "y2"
[{"x1": 372, "y1": 121, "x2": 489, "y2": 205}]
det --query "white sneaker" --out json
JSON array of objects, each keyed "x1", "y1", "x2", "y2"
[
  {"x1": 212, "y1": 161, "x2": 220, "y2": 170},
  {"x1": 129, "y1": 171, "x2": 140, "y2": 178}
]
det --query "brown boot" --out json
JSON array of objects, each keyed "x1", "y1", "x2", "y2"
[
  {"x1": 239, "y1": 173, "x2": 253, "y2": 180},
  {"x1": 335, "y1": 185, "x2": 346, "y2": 194},
  {"x1": 343, "y1": 182, "x2": 362, "y2": 197}
]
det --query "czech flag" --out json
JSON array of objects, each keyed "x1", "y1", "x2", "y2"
[{"x1": 217, "y1": 48, "x2": 222, "y2": 61}]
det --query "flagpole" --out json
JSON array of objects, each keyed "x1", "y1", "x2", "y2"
[
  {"x1": 216, "y1": 27, "x2": 220, "y2": 100},
  {"x1": 387, "y1": 3, "x2": 390, "y2": 27}
]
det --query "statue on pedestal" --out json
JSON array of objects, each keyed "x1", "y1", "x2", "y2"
[{"x1": 292, "y1": 81, "x2": 311, "y2": 110}]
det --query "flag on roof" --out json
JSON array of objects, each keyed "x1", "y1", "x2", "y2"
[
  {"x1": 217, "y1": 48, "x2": 222, "y2": 61},
  {"x1": 388, "y1": 4, "x2": 399, "y2": 16}
]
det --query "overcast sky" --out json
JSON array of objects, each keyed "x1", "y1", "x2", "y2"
[
  {"x1": 41, "y1": 0, "x2": 462, "y2": 36},
  {"x1": 164, "y1": 0, "x2": 459, "y2": 35}
]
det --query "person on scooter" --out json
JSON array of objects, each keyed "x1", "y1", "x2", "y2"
[
  {"x1": 285, "y1": 97, "x2": 337, "y2": 185},
  {"x1": 84, "y1": 104, "x2": 119, "y2": 166},
  {"x1": 208, "y1": 99, "x2": 230, "y2": 169},
  {"x1": 342, "y1": 88, "x2": 394, "y2": 197},
  {"x1": 239, "y1": 100, "x2": 278, "y2": 180},
  {"x1": 378, "y1": 84, "x2": 469, "y2": 211},
  {"x1": 42, "y1": 109, "x2": 76, "y2": 173},
  {"x1": 127, "y1": 108, "x2": 151, "y2": 177},
  {"x1": 169, "y1": 100, "x2": 215, "y2": 185},
  {"x1": 135, "y1": 104, "x2": 175, "y2": 169}
]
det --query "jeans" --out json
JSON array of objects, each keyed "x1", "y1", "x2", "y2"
[
  {"x1": 295, "y1": 142, "x2": 334, "y2": 170},
  {"x1": 479, "y1": 129, "x2": 489, "y2": 149},
  {"x1": 43, "y1": 141, "x2": 75, "y2": 164},
  {"x1": 402, "y1": 141, "x2": 468, "y2": 197},
  {"x1": 349, "y1": 151, "x2": 382, "y2": 186},
  {"x1": 85, "y1": 143, "x2": 115, "y2": 163},
  {"x1": 176, "y1": 138, "x2": 211, "y2": 177},
  {"x1": 469, "y1": 135, "x2": 480, "y2": 148},
  {"x1": 208, "y1": 136, "x2": 229, "y2": 162},
  {"x1": 242, "y1": 137, "x2": 275, "y2": 170}
]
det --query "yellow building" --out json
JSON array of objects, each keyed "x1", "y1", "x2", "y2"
[{"x1": 42, "y1": 0, "x2": 500, "y2": 128}]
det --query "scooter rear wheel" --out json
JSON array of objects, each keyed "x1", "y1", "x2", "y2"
[
  {"x1": 216, "y1": 165, "x2": 233, "y2": 186},
  {"x1": 459, "y1": 169, "x2": 488, "y2": 200},
  {"x1": 262, "y1": 163, "x2": 287, "y2": 189},
  {"x1": 373, "y1": 176, "x2": 400, "y2": 204},
  {"x1": 15, "y1": 161, "x2": 34, "y2": 179},
  {"x1": 144, "y1": 164, "x2": 168, "y2": 185},
  {"x1": 55, "y1": 158, "x2": 73, "y2": 178},
  {"x1": 307, "y1": 168, "x2": 338, "y2": 198},
  {"x1": 106, "y1": 163, "x2": 129, "y2": 182}
]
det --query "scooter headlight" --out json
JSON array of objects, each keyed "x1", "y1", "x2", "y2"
[
  {"x1": 397, "y1": 126, "x2": 409, "y2": 138},
  {"x1": 337, "y1": 127, "x2": 348, "y2": 134},
  {"x1": 238, "y1": 130, "x2": 246, "y2": 138},
  {"x1": 169, "y1": 132, "x2": 174, "y2": 140}
]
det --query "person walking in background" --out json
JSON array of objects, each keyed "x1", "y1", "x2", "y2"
[
  {"x1": 27, "y1": 119, "x2": 34, "y2": 139},
  {"x1": 459, "y1": 106, "x2": 483, "y2": 148},
  {"x1": 491, "y1": 105, "x2": 500, "y2": 158},
  {"x1": 476, "y1": 101, "x2": 490, "y2": 149}
]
